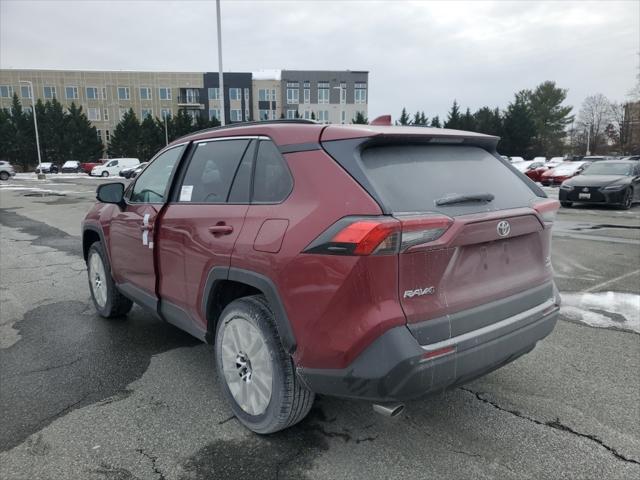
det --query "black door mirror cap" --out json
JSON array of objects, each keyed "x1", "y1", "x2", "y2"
[{"x1": 96, "y1": 182, "x2": 125, "y2": 208}]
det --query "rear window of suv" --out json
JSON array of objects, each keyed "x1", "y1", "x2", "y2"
[{"x1": 359, "y1": 145, "x2": 537, "y2": 216}]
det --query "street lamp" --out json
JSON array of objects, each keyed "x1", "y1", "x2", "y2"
[
  {"x1": 585, "y1": 122, "x2": 591, "y2": 156},
  {"x1": 216, "y1": 0, "x2": 226, "y2": 126},
  {"x1": 19, "y1": 80, "x2": 43, "y2": 179}
]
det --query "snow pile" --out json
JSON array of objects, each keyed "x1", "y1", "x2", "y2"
[{"x1": 561, "y1": 291, "x2": 640, "y2": 334}]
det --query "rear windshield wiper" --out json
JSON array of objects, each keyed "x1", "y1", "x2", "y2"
[{"x1": 435, "y1": 193, "x2": 495, "y2": 206}]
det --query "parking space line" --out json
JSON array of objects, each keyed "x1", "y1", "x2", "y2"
[{"x1": 584, "y1": 268, "x2": 640, "y2": 293}]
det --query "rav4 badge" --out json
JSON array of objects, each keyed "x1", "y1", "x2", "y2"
[{"x1": 404, "y1": 286, "x2": 436, "y2": 298}]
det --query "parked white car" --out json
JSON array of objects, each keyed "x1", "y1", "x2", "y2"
[
  {"x1": 510, "y1": 156, "x2": 525, "y2": 163},
  {"x1": 512, "y1": 160, "x2": 534, "y2": 172},
  {"x1": 91, "y1": 158, "x2": 140, "y2": 177}
]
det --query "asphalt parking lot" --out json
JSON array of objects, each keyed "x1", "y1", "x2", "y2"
[{"x1": 1, "y1": 174, "x2": 639, "y2": 480}]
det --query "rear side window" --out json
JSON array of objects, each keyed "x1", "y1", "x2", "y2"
[
  {"x1": 359, "y1": 145, "x2": 537, "y2": 215},
  {"x1": 252, "y1": 140, "x2": 293, "y2": 203},
  {"x1": 179, "y1": 139, "x2": 251, "y2": 203}
]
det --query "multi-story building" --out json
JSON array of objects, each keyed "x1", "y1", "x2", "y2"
[{"x1": 0, "y1": 68, "x2": 369, "y2": 146}]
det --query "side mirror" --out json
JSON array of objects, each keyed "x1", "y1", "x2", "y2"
[{"x1": 97, "y1": 182, "x2": 125, "y2": 207}]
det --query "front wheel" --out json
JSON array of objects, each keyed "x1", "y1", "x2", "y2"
[
  {"x1": 0, "y1": 171, "x2": 9, "y2": 181},
  {"x1": 215, "y1": 295, "x2": 314, "y2": 434},
  {"x1": 101, "y1": 171, "x2": 109, "y2": 177},
  {"x1": 560, "y1": 201, "x2": 572, "y2": 208},
  {"x1": 87, "y1": 241, "x2": 133, "y2": 318}
]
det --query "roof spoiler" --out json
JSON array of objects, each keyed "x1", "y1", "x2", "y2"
[{"x1": 370, "y1": 115, "x2": 392, "y2": 126}]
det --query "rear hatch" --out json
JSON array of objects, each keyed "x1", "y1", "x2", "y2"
[{"x1": 322, "y1": 137, "x2": 556, "y2": 345}]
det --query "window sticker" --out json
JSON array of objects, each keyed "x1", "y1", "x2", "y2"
[{"x1": 180, "y1": 185, "x2": 193, "y2": 202}]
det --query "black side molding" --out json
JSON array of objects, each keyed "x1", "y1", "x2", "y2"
[
  {"x1": 202, "y1": 266, "x2": 297, "y2": 354},
  {"x1": 117, "y1": 282, "x2": 159, "y2": 315}
]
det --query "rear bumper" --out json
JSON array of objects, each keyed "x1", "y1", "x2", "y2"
[{"x1": 298, "y1": 290, "x2": 560, "y2": 402}]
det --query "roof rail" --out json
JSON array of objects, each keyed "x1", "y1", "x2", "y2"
[{"x1": 184, "y1": 119, "x2": 319, "y2": 139}]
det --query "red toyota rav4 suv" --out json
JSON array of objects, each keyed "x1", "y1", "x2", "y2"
[{"x1": 82, "y1": 120, "x2": 561, "y2": 433}]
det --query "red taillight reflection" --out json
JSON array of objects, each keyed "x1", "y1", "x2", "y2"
[{"x1": 422, "y1": 346, "x2": 456, "y2": 360}]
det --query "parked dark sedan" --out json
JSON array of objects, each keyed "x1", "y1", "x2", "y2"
[
  {"x1": 119, "y1": 162, "x2": 148, "y2": 179},
  {"x1": 559, "y1": 160, "x2": 640, "y2": 209}
]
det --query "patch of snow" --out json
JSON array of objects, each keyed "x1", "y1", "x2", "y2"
[
  {"x1": 252, "y1": 69, "x2": 281, "y2": 80},
  {"x1": 561, "y1": 291, "x2": 640, "y2": 334}
]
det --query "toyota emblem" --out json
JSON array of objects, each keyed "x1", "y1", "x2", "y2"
[{"x1": 497, "y1": 220, "x2": 511, "y2": 237}]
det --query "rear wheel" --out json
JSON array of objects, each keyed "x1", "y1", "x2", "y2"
[
  {"x1": 101, "y1": 171, "x2": 109, "y2": 177},
  {"x1": 560, "y1": 201, "x2": 572, "y2": 208},
  {"x1": 215, "y1": 295, "x2": 314, "y2": 434},
  {"x1": 87, "y1": 242, "x2": 133, "y2": 318},
  {"x1": 620, "y1": 188, "x2": 633, "y2": 210},
  {"x1": 0, "y1": 171, "x2": 9, "y2": 181}
]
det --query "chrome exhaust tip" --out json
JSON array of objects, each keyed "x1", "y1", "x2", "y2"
[{"x1": 372, "y1": 403, "x2": 405, "y2": 417}]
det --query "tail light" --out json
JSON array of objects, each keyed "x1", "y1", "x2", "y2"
[
  {"x1": 303, "y1": 215, "x2": 453, "y2": 256},
  {"x1": 532, "y1": 199, "x2": 560, "y2": 225}
]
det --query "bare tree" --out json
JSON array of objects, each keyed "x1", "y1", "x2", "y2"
[{"x1": 577, "y1": 94, "x2": 611, "y2": 154}]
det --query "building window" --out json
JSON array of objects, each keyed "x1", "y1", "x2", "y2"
[
  {"x1": 208, "y1": 108, "x2": 220, "y2": 121},
  {"x1": 355, "y1": 83, "x2": 367, "y2": 104},
  {"x1": 159, "y1": 87, "x2": 171, "y2": 100},
  {"x1": 87, "y1": 107, "x2": 101, "y2": 121},
  {"x1": 119, "y1": 108, "x2": 128, "y2": 120},
  {"x1": 245, "y1": 109, "x2": 250, "y2": 121},
  {"x1": 303, "y1": 81, "x2": 310, "y2": 88},
  {"x1": 105, "y1": 130, "x2": 110, "y2": 142},
  {"x1": 208, "y1": 87, "x2": 219, "y2": 100},
  {"x1": 97, "y1": 129, "x2": 102, "y2": 141},
  {"x1": 0, "y1": 85, "x2": 13, "y2": 97},
  {"x1": 102, "y1": 87, "x2": 107, "y2": 100},
  {"x1": 140, "y1": 87, "x2": 152, "y2": 100},
  {"x1": 229, "y1": 88, "x2": 241, "y2": 101},
  {"x1": 258, "y1": 109, "x2": 269, "y2": 120},
  {"x1": 340, "y1": 83, "x2": 347, "y2": 104},
  {"x1": 244, "y1": 88, "x2": 250, "y2": 102},
  {"x1": 303, "y1": 88, "x2": 310, "y2": 104},
  {"x1": 303, "y1": 110, "x2": 311, "y2": 120},
  {"x1": 43, "y1": 86, "x2": 56, "y2": 99},
  {"x1": 317, "y1": 110, "x2": 329, "y2": 123},
  {"x1": 86, "y1": 87, "x2": 99, "y2": 100},
  {"x1": 317, "y1": 82, "x2": 329, "y2": 104},
  {"x1": 230, "y1": 109, "x2": 242, "y2": 122},
  {"x1": 141, "y1": 108, "x2": 153, "y2": 119},
  {"x1": 258, "y1": 89, "x2": 271, "y2": 101},
  {"x1": 286, "y1": 109, "x2": 297, "y2": 119},
  {"x1": 271, "y1": 89, "x2": 277, "y2": 101},
  {"x1": 184, "y1": 88, "x2": 199, "y2": 103},
  {"x1": 118, "y1": 87, "x2": 130, "y2": 100},
  {"x1": 161, "y1": 108, "x2": 172, "y2": 119},
  {"x1": 20, "y1": 85, "x2": 32, "y2": 98},
  {"x1": 286, "y1": 85, "x2": 299, "y2": 104},
  {"x1": 103, "y1": 108, "x2": 109, "y2": 121},
  {"x1": 65, "y1": 86, "x2": 79, "y2": 100}
]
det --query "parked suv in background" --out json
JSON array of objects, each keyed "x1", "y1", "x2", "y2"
[
  {"x1": 82, "y1": 120, "x2": 561, "y2": 434},
  {"x1": 0, "y1": 160, "x2": 16, "y2": 180}
]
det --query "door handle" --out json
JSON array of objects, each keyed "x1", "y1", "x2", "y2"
[{"x1": 208, "y1": 224, "x2": 233, "y2": 235}]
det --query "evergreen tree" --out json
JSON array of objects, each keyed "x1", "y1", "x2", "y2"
[
  {"x1": 412, "y1": 111, "x2": 422, "y2": 125},
  {"x1": 173, "y1": 109, "x2": 194, "y2": 138},
  {"x1": 444, "y1": 100, "x2": 462, "y2": 129},
  {"x1": 139, "y1": 115, "x2": 164, "y2": 161},
  {"x1": 473, "y1": 106, "x2": 503, "y2": 136},
  {"x1": 65, "y1": 102, "x2": 103, "y2": 161},
  {"x1": 0, "y1": 108, "x2": 16, "y2": 163},
  {"x1": 420, "y1": 112, "x2": 428, "y2": 125},
  {"x1": 311, "y1": 111, "x2": 316, "y2": 121},
  {"x1": 9, "y1": 93, "x2": 36, "y2": 169},
  {"x1": 398, "y1": 107, "x2": 410, "y2": 125},
  {"x1": 294, "y1": 110, "x2": 300, "y2": 119},
  {"x1": 528, "y1": 81, "x2": 573, "y2": 156},
  {"x1": 430, "y1": 116, "x2": 441, "y2": 128},
  {"x1": 108, "y1": 109, "x2": 141, "y2": 158},
  {"x1": 352, "y1": 111, "x2": 368, "y2": 124},
  {"x1": 500, "y1": 91, "x2": 537, "y2": 156},
  {"x1": 460, "y1": 107, "x2": 476, "y2": 131}
]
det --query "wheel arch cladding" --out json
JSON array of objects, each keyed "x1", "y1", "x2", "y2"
[
  {"x1": 82, "y1": 226, "x2": 104, "y2": 261},
  {"x1": 203, "y1": 267, "x2": 297, "y2": 353}
]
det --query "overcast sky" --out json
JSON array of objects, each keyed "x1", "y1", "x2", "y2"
[{"x1": 1, "y1": 0, "x2": 638, "y2": 120}]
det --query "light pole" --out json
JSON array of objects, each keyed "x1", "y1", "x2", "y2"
[
  {"x1": 585, "y1": 123, "x2": 591, "y2": 156},
  {"x1": 19, "y1": 80, "x2": 43, "y2": 178},
  {"x1": 216, "y1": 0, "x2": 226, "y2": 126}
]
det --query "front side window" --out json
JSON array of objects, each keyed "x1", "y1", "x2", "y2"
[
  {"x1": 252, "y1": 140, "x2": 293, "y2": 203},
  {"x1": 229, "y1": 88, "x2": 241, "y2": 100},
  {"x1": 118, "y1": 87, "x2": 130, "y2": 100},
  {"x1": 179, "y1": 139, "x2": 251, "y2": 203},
  {"x1": 44, "y1": 86, "x2": 57, "y2": 99},
  {"x1": 86, "y1": 87, "x2": 98, "y2": 99},
  {"x1": 130, "y1": 145, "x2": 185, "y2": 203}
]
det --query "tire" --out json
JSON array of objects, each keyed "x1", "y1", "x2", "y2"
[
  {"x1": 215, "y1": 295, "x2": 315, "y2": 434},
  {"x1": 560, "y1": 201, "x2": 572, "y2": 208},
  {"x1": 101, "y1": 171, "x2": 109, "y2": 177},
  {"x1": 87, "y1": 241, "x2": 133, "y2": 318},
  {"x1": 0, "y1": 171, "x2": 9, "y2": 181},
  {"x1": 620, "y1": 188, "x2": 633, "y2": 210}
]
